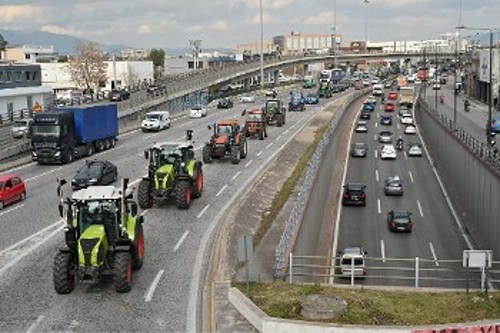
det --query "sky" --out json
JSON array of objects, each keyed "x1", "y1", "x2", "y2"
[{"x1": 0, "y1": 0, "x2": 498, "y2": 50}]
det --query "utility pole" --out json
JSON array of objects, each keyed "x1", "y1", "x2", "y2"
[
  {"x1": 332, "y1": 0, "x2": 337, "y2": 68},
  {"x1": 189, "y1": 39, "x2": 202, "y2": 71},
  {"x1": 435, "y1": 43, "x2": 438, "y2": 110},
  {"x1": 453, "y1": 32, "x2": 458, "y2": 126},
  {"x1": 259, "y1": 0, "x2": 264, "y2": 88},
  {"x1": 112, "y1": 51, "x2": 117, "y2": 90}
]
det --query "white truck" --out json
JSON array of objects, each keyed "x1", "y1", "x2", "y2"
[
  {"x1": 372, "y1": 84, "x2": 384, "y2": 96},
  {"x1": 399, "y1": 86, "x2": 415, "y2": 108}
]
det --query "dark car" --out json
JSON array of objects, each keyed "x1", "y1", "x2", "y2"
[
  {"x1": 350, "y1": 142, "x2": 368, "y2": 157},
  {"x1": 109, "y1": 89, "x2": 130, "y2": 101},
  {"x1": 71, "y1": 160, "x2": 118, "y2": 190},
  {"x1": 147, "y1": 84, "x2": 165, "y2": 95},
  {"x1": 384, "y1": 176, "x2": 403, "y2": 196},
  {"x1": 360, "y1": 109, "x2": 371, "y2": 120},
  {"x1": 362, "y1": 102, "x2": 375, "y2": 112},
  {"x1": 217, "y1": 97, "x2": 234, "y2": 109},
  {"x1": 305, "y1": 92, "x2": 320, "y2": 104},
  {"x1": 342, "y1": 183, "x2": 367, "y2": 206},
  {"x1": 380, "y1": 115, "x2": 393, "y2": 126},
  {"x1": 387, "y1": 209, "x2": 412, "y2": 232}
]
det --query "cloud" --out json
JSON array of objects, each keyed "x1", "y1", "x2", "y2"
[
  {"x1": 209, "y1": 20, "x2": 229, "y2": 31},
  {"x1": 40, "y1": 24, "x2": 84, "y2": 37},
  {"x1": 138, "y1": 24, "x2": 153, "y2": 35},
  {"x1": 184, "y1": 25, "x2": 204, "y2": 33},
  {"x1": 230, "y1": 0, "x2": 295, "y2": 10},
  {"x1": 0, "y1": 5, "x2": 40, "y2": 22},
  {"x1": 304, "y1": 12, "x2": 334, "y2": 25},
  {"x1": 251, "y1": 13, "x2": 272, "y2": 24}
]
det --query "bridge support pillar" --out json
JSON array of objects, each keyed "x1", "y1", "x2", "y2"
[
  {"x1": 303, "y1": 63, "x2": 310, "y2": 75},
  {"x1": 244, "y1": 78, "x2": 251, "y2": 90},
  {"x1": 273, "y1": 70, "x2": 280, "y2": 86}
]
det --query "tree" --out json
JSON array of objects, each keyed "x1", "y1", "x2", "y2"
[
  {"x1": 149, "y1": 48, "x2": 166, "y2": 80},
  {"x1": 68, "y1": 42, "x2": 108, "y2": 92},
  {"x1": 0, "y1": 34, "x2": 7, "y2": 50}
]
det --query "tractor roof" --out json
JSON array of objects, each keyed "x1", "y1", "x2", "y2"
[
  {"x1": 217, "y1": 119, "x2": 239, "y2": 126},
  {"x1": 72, "y1": 185, "x2": 123, "y2": 201},
  {"x1": 247, "y1": 108, "x2": 263, "y2": 114},
  {"x1": 151, "y1": 141, "x2": 193, "y2": 150}
]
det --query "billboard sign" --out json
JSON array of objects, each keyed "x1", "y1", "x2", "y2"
[{"x1": 479, "y1": 49, "x2": 490, "y2": 83}]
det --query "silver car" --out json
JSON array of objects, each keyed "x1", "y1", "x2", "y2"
[
  {"x1": 378, "y1": 131, "x2": 393, "y2": 143},
  {"x1": 408, "y1": 143, "x2": 423, "y2": 156},
  {"x1": 11, "y1": 118, "x2": 33, "y2": 139},
  {"x1": 351, "y1": 142, "x2": 368, "y2": 157},
  {"x1": 384, "y1": 176, "x2": 403, "y2": 196}
]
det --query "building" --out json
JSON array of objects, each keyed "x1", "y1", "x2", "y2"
[
  {"x1": 273, "y1": 32, "x2": 342, "y2": 55},
  {"x1": 463, "y1": 47, "x2": 500, "y2": 106},
  {"x1": 4, "y1": 45, "x2": 59, "y2": 63},
  {"x1": 0, "y1": 63, "x2": 53, "y2": 116},
  {"x1": 236, "y1": 41, "x2": 278, "y2": 55},
  {"x1": 121, "y1": 48, "x2": 150, "y2": 61}
]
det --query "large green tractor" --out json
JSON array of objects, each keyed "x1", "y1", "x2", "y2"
[
  {"x1": 138, "y1": 130, "x2": 203, "y2": 209},
  {"x1": 53, "y1": 178, "x2": 144, "y2": 294},
  {"x1": 318, "y1": 79, "x2": 332, "y2": 98}
]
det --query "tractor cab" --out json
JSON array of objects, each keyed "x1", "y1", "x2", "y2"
[
  {"x1": 264, "y1": 99, "x2": 286, "y2": 127},
  {"x1": 203, "y1": 119, "x2": 248, "y2": 164}
]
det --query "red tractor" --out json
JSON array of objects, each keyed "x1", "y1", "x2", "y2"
[{"x1": 203, "y1": 120, "x2": 248, "y2": 164}]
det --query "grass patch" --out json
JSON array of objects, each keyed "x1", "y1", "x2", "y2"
[
  {"x1": 253, "y1": 123, "x2": 330, "y2": 248},
  {"x1": 234, "y1": 281, "x2": 500, "y2": 326}
]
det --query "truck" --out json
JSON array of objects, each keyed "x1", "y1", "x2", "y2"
[
  {"x1": 399, "y1": 86, "x2": 415, "y2": 108},
  {"x1": 396, "y1": 75, "x2": 408, "y2": 90},
  {"x1": 302, "y1": 75, "x2": 316, "y2": 89},
  {"x1": 31, "y1": 104, "x2": 119, "y2": 164}
]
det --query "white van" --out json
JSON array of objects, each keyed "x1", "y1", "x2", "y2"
[
  {"x1": 372, "y1": 84, "x2": 384, "y2": 96},
  {"x1": 336, "y1": 247, "x2": 367, "y2": 278},
  {"x1": 141, "y1": 111, "x2": 171, "y2": 132}
]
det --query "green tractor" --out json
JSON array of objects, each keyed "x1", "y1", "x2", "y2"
[
  {"x1": 318, "y1": 79, "x2": 332, "y2": 98},
  {"x1": 264, "y1": 98, "x2": 287, "y2": 127},
  {"x1": 138, "y1": 130, "x2": 203, "y2": 209},
  {"x1": 53, "y1": 178, "x2": 144, "y2": 294}
]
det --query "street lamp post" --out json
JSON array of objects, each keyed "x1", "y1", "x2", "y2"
[
  {"x1": 435, "y1": 43, "x2": 439, "y2": 111},
  {"x1": 364, "y1": 0, "x2": 369, "y2": 51},
  {"x1": 453, "y1": 32, "x2": 458, "y2": 126},
  {"x1": 332, "y1": 0, "x2": 337, "y2": 68},
  {"x1": 259, "y1": 0, "x2": 264, "y2": 89},
  {"x1": 458, "y1": 26, "x2": 495, "y2": 146}
]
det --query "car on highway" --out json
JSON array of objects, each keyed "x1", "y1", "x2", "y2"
[
  {"x1": 378, "y1": 131, "x2": 393, "y2": 143},
  {"x1": 265, "y1": 88, "x2": 278, "y2": 98},
  {"x1": 240, "y1": 94, "x2": 256, "y2": 103},
  {"x1": 71, "y1": 160, "x2": 118, "y2": 191},
  {"x1": 342, "y1": 183, "x2": 367, "y2": 206},
  {"x1": 384, "y1": 176, "x2": 403, "y2": 196},
  {"x1": 380, "y1": 144, "x2": 397, "y2": 160},
  {"x1": 388, "y1": 91, "x2": 398, "y2": 100},
  {"x1": 109, "y1": 89, "x2": 130, "y2": 101},
  {"x1": 350, "y1": 142, "x2": 368, "y2": 157},
  {"x1": 384, "y1": 102, "x2": 396, "y2": 112},
  {"x1": 380, "y1": 115, "x2": 393, "y2": 126},
  {"x1": 387, "y1": 209, "x2": 413, "y2": 233},
  {"x1": 355, "y1": 121, "x2": 368, "y2": 133},
  {"x1": 432, "y1": 82, "x2": 441, "y2": 90},
  {"x1": 366, "y1": 95, "x2": 377, "y2": 105},
  {"x1": 189, "y1": 105, "x2": 207, "y2": 118},
  {"x1": 404, "y1": 124, "x2": 417, "y2": 134},
  {"x1": 0, "y1": 174, "x2": 26, "y2": 210},
  {"x1": 336, "y1": 247, "x2": 367, "y2": 278},
  {"x1": 360, "y1": 109, "x2": 371, "y2": 120},
  {"x1": 305, "y1": 92, "x2": 320, "y2": 104},
  {"x1": 408, "y1": 143, "x2": 423, "y2": 156},
  {"x1": 362, "y1": 79, "x2": 371, "y2": 86},
  {"x1": 141, "y1": 111, "x2": 171, "y2": 132},
  {"x1": 488, "y1": 116, "x2": 500, "y2": 133},
  {"x1": 401, "y1": 114, "x2": 413, "y2": 125},
  {"x1": 217, "y1": 97, "x2": 234, "y2": 109},
  {"x1": 384, "y1": 81, "x2": 393, "y2": 89},
  {"x1": 398, "y1": 105, "x2": 409, "y2": 117},
  {"x1": 147, "y1": 83, "x2": 165, "y2": 95},
  {"x1": 362, "y1": 102, "x2": 375, "y2": 112},
  {"x1": 11, "y1": 118, "x2": 33, "y2": 138}
]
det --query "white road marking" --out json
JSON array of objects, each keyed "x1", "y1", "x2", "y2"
[
  {"x1": 231, "y1": 171, "x2": 242, "y2": 181},
  {"x1": 196, "y1": 205, "x2": 210, "y2": 219},
  {"x1": 375, "y1": 169, "x2": 379, "y2": 182},
  {"x1": 144, "y1": 270, "x2": 165, "y2": 302},
  {"x1": 174, "y1": 230, "x2": 190, "y2": 252},
  {"x1": 429, "y1": 242, "x2": 439, "y2": 266},
  {"x1": 0, "y1": 204, "x2": 25, "y2": 218},
  {"x1": 374, "y1": 149, "x2": 378, "y2": 159},
  {"x1": 377, "y1": 112, "x2": 380, "y2": 117},
  {"x1": 397, "y1": 123, "x2": 400, "y2": 129},
  {"x1": 245, "y1": 160, "x2": 254, "y2": 168},
  {"x1": 276, "y1": 134, "x2": 283, "y2": 140},
  {"x1": 373, "y1": 134, "x2": 377, "y2": 141},
  {"x1": 265, "y1": 142, "x2": 274, "y2": 149},
  {"x1": 375, "y1": 122, "x2": 378, "y2": 128},
  {"x1": 25, "y1": 166, "x2": 63, "y2": 182},
  {"x1": 377, "y1": 199, "x2": 381, "y2": 214},
  {"x1": 417, "y1": 200, "x2": 424, "y2": 217},
  {"x1": 409, "y1": 171, "x2": 414, "y2": 183},
  {"x1": 4, "y1": 162, "x2": 36, "y2": 173},
  {"x1": 380, "y1": 240, "x2": 386, "y2": 263},
  {"x1": 145, "y1": 133, "x2": 160, "y2": 140},
  {"x1": 215, "y1": 185, "x2": 227, "y2": 197},
  {"x1": 283, "y1": 129, "x2": 290, "y2": 134},
  {"x1": 256, "y1": 150, "x2": 263, "y2": 157},
  {"x1": 26, "y1": 315, "x2": 44, "y2": 333},
  {"x1": 404, "y1": 151, "x2": 408, "y2": 160},
  {"x1": 195, "y1": 145, "x2": 204, "y2": 151}
]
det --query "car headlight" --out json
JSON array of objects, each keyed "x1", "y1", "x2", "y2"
[
  {"x1": 32, "y1": 151, "x2": 37, "y2": 157},
  {"x1": 54, "y1": 151, "x2": 61, "y2": 157},
  {"x1": 88, "y1": 178, "x2": 98, "y2": 183}
]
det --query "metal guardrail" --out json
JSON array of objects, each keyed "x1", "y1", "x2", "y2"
[{"x1": 272, "y1": 88, "x2": 371, "y2": 279}]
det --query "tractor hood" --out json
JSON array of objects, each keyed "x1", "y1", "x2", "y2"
[
  {"x1": 78, "y1": 224, "x2": 108, "y2": 268},
  {"x1": 214, "y1": 135, "x2": 229, "y2": 144}
]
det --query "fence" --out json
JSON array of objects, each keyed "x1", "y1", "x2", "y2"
[{"x1": 288, "y1": 254, "x2": 500, "y2": 291}]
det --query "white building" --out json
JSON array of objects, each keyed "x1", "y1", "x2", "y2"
[
  {"x1": 5, "y1": 45, "x2": 59, "y2": 63},
  {"x1": 368, "y1": 33, "x2": 468, "y2": 53}
]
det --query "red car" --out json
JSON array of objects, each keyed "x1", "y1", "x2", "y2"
[
  {"x1": 0, "y1": 174, "x2": 26, "y2": 210},
  {"x1": 388, "y1": 91, "x2": 398, "y2": 100},
  {"x1": 384, "y1": 102, "x2": 396, "y2": 112}
]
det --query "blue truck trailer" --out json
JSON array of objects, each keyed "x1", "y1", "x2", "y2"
[{"x1": 31, "y1": 104, "x2": 119, "y2": 164}]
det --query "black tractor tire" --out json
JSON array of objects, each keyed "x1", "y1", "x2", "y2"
[
  {"x1": 259, "y1": 129, "x2": 265, "y2": 140},
  {"x1": 277, "y1": 118, "x2": 283, "y2": 127},
  {"x1": 192, "y1": 165, "x2": 203, "y2": 198},
  {"x1": 53, "y1": 252, "x2": 75, "y2": 294},
  {"x1": 202, "y1": 146, "x2": 213, "y2": 164},
  {"x1": 176, "y1": 179, "x2": 192, "y2": 209},
  {"x1": 132, "y1": 224, "x2": 144, "y2": 270},
  {"x1": 113, "y1": 252, "x2": 132, "y2": 293},
  {"x1": 230, "y1": 145, "x2": 241, "y2": 164},
  {"x1": 138, "y1": 180, "x2": 153, "y2": 209},
  {"x1": 240, "y1": 141, "x2": 248, "y2": 159},
  {"x1": 64, "y1": 150, "x2": 73, "y2": 164}
]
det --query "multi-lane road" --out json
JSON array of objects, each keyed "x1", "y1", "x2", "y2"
[{"x1": 0, "y1": 86, "x2": 351, "y2": 332}]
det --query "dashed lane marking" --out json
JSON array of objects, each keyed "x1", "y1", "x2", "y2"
[
  {"x1": 196, "y1": 205, "x2": 210, "y2": 219},
  {"x1": 174, "y1": 231, "x2": 190, "y2": 252},
  {"x1": 231, "y1": 171, "x2": 242, "y2": 181},
  {"x1": 215, "y1": 185, "x2": 227, "y2": 197},
  {"x1": 144, "y1": 270, "x2": 165, "y2": 302}
]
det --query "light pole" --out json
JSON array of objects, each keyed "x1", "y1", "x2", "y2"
[
  {"x1": 434, "y1": 42, "x2": 438, "y2": 110},
  {"x1": 458, "y1": 26, "x2": 495, "y2": 146},
  {"x1": 453, "y1": 32, "x2": 458, "y2": 126},
  {"x1": 189, "y1": 40, "x2": 202, "y2": 71},
  {"x1": 332, "y1": 0, "x2": 337, "y2": 68},
  {"x1": 259, "y1": 0, "x2": 264, "y2": 89},
  {"x1": 363, "y1": 0, "x2": 369, "y2": 51}
]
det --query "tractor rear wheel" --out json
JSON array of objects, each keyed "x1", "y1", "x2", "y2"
[
  {"x1": 202, "y1": 146, "x2": 212, "y2": 164},
  {"x1": 192, "y1": 166, "x2": 203, "y2": 198},
  {"x1": 114, "y1": 252, "x2": 132, "y2": 293},
  {"x1": 277, "y1": 118, "x2": 283, "y2": 127},
  {"x1": 53, "y1": 252, "x2": 75, "y2": 294},
  {"x1": 138, "y1": 180, "x2": 153, "y2": 209},
  {"x1": 230, "y1": 146, "x2": 240, "y2": 164},
  {"x1": 259, "y1": 129, "x2": 265, "y2": 140},
  {"x1": 240, "y1": 141, "x2": 248, "y2": 159},
  {"x1": 176, "y1": 179, "x2": 192, "y2": 209},
  {"x1": 132, "y1": 224, "x2": 144, "y2": 270}
]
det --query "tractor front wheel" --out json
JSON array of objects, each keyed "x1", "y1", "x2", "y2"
[
  {"x1": 176, "y1": 179, "x2": 192, "y2": 209},
  {"x1": 230, "y1": 146, "x2": 241, "y2": 164},
  {"x1": 114, "y1": 252, "x2": 132, "y2": 293},
  {"x1": 259, "y1": 129, "x2": 265, "y2": 140},
  {"x1": 53, "y1": 252, "x2": 75, "y2": 294},
  {"x1": 138, "y1": 180, "x2": 153, "y2": 209},
  {"x1": 132, "y1": 224, "x2": 144, "y2": 270},
  {"x1": 240, "y1": 141, "x2": 248, "y2": 159},
  {"x1": 202, "y1": 146, "x2": 213, "y2": 164},
  {"x1": 192, "y1": 166, "x2": 203, "y2": 198}
]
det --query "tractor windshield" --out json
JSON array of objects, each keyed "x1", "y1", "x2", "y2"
[
  {"x1": 216, "y1": 125, "x2": 232, "y2": 136},
  {"x1": 78, "y1": 200, "x2": 118, "y2": 234},
  {"x1": 247, "y1": 113, "x2": 262, "y2": 122},
  {"x1": 266, "y1": 101, "x2": 279, "y2": 114}
]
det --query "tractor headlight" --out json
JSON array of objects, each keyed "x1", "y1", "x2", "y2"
[
  {"x1": 54, "y1": 151, "x2": 61, "y2": 157},
  {"x1": 180, "y1": 162, "x2": 185, "y2": 168}
]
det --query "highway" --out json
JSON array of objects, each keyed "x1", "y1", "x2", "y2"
[
  {"x1": 0, "y1": 85, "x2": 350, "y2": 332},
  {"x1": 333, "y1": 87, "x2": 477, "y2": 288}
]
